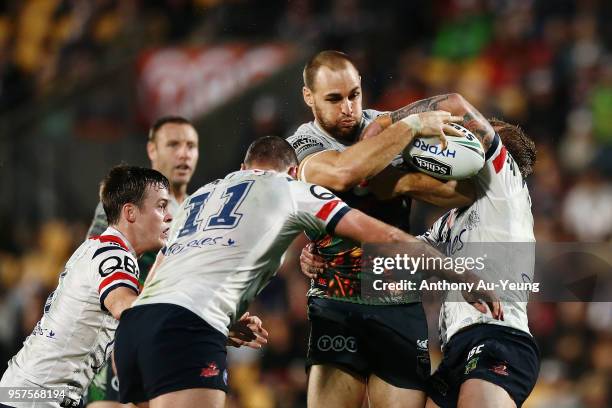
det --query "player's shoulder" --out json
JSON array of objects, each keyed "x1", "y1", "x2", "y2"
[
  {"x1": 287, "y1": 122, "x2": 331, "y2": 151},
  {"x1": 287, "y1": 178, "x2": 339, "y2": 204},
  {"x1": 88, "y1": 230, "x2": 140, "y2": 280},
  {"x1": 481, "y1": 133, "x2": 526, "y2": 189},
  {"x1": 88, "y1": 229, "x2": 133, "y2": 262},
  {"x1": 362, "y1": 108, "x2": 386, "y2": 122}
]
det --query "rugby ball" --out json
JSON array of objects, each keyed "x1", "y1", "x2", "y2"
[{"x1": 403, "y1": 123, "x2": 485, "y2": 180}]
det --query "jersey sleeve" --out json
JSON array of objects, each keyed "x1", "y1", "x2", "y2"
[
  {"x1": 86, "y1": 202, "x2": 109, "y2": 238},
  {"x1": 362, "y1": 108, "x2": 387, "y2": 122},
  {"x1": 288, "y1": 180, "x2": 351, "y2": 237},
  {"x1": 417, "y1": 211, "x2": 452, "y2": 247},
  {"x1": 90, "y1": 238, "x2": 141, "y2": 312},
  {"x1": 286, "y1": 125, "x2": 330, "y2": 163},
  {"x1": 477, "y1": 133, "x2": 527, "y2": 198}
]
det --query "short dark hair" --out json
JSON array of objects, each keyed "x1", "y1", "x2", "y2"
[
  {"x1": 100, "y1": 165, "x2": 170, "y2": 225},
  {"x1": 303, "y1": 50, "x2": 357, "y2": 91},
  {"x1": 489, "y1": 118, "x2": 537, "y2": 178},
  {"x1": 244, "y1": 136, "x2": 298, "y2": 170},
  {"x1": 148, "y1": 115, "x2": 193, "y2": 142}
]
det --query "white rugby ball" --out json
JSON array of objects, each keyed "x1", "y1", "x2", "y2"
[{"x1": 403, "y1": 123, "x2": 485, "y2": 180}]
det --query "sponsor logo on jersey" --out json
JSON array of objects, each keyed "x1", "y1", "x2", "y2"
[
  {"x1": 490, "y1": 362, "x2": 509, "y2": 376},
  {"x1": 467, "y1": 344, "x2": 485, "y2": 360},
  {"x1": 166, "y1": 237, "x2": 237, "y2": 256},
  {"x1": 111, "y1": 375, "x2": 120, "y2": 391},
  {"x1": 292, "y1": 137, "x2": 324, "y2": 154},
  {"x1": 417, "y1": 339, "x2": 429, "y2": 350},
  {"x1": 412, "y1": 156, "x2": 452, "y2": 176},
  {"x1": 413, "y1": 139, "x2": 457, "y2": 158},
  {"x1": 465, "y1": 356, "x2": 479, "y2": 374},
  {"x1": 466, "y1": 210, "x2": 480, "y2": 231},
  {"x1": 317, "y1": 335, "x2": 357, "y2": 352},
  {"x1": 31, "y1": 321, "x2": 57, "y2": 339},
  {"x1": 465, "y1": 344, "x2": 485, "y2": 374},
  {"x1": 200, "y1": 362, "x2": 220, "y2": 378},
  {"x1": 98, "y1": 255, "x2": 139, "y2": 278}
]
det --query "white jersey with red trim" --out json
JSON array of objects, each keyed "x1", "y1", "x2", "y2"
[
  {"x1": 418, "y1": 134, "x2": 535, "y2": 346},
  {"x1": 134, "y1": 169, "x2": 351, "y2": 336},
  {"x1": 0, "y1": 228, "x2": 141, "y2": 407}
]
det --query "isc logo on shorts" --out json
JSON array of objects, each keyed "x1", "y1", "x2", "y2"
[{"x1": 317, "y1": 335, "x2": 357, "y2": 353}]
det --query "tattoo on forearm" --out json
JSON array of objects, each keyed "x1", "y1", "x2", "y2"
[
  {"x1": 390, "y1": 95, "x2": 450, "y2": 123},
  {"x1": 391, "y1": 94, "x2": 495, "y2": 150},
  {"x1": 462, "y1": 111, "x2": 494, "y2": 150}
]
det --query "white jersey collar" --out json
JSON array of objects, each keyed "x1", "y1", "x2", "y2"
[{"x1": 101, "y1": 226, "x2": 137, "y2": 256}]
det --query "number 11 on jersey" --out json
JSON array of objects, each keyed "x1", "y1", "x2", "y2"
[{"x1": 177, "y1": 181, "x2": 254, "y2": 238}]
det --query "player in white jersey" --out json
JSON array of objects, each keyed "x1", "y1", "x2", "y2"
[
  {"x1": 0, "y1": 165, "x2": 173, "y2": 408},
  {"x1": 405, "y1": 96, "x2": 539, "y2": 408},
  {"x1": 85, "y1": 116, "x2": 199, "y2": 408},
  {"x1": 113, "y1": 136, "x2": 494, "y2": 408}
]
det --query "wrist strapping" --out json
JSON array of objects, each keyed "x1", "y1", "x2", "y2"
[{"x1": 401, "y1": 114, "x2": 423, "y2": 134}]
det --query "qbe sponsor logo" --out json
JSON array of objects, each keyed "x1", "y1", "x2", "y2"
[{"x1": 317, "y1": 335, "x2": 358, "y2": 353}]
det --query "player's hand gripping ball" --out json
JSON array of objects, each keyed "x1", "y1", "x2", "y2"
[{"x1": 403, "y1": 123, "x2": 485, "y2": 180}]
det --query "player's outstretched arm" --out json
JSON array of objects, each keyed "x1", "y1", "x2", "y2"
[
  {"x1": 367, "y1": 166, "x2": 476, "y2": 208},
  {"x1": 333, "y1": 209, "x2": 502, "y2": 319},
  {"x1": 374, "y1": 93, "x2": 496, "y2": 151},
  {"x1": 300, "y1": 111, "x2": 462, "y2": 191}
]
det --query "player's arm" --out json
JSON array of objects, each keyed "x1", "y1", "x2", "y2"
[
  {"x1": 299, "y1": 111, "x2": 463, "y2": 191},
  {"x1": 294, "y1": 183, "x2": 481, "y2": 290},
  {"x1": 372, "y1": 93, "x2": 496, "y2": 152},
  {"x1": 103, "y1": 287, "x2": 138, "y2": 320},
  {"x1": 94, "y1": 245, "x2": 142, "y2": 320},
  {"x1": 333, "y1": 210, "x2": 502, "y2": 319},
  {"x1": 227, "y1": 312, "x2": 269, "y2": 349},
  {"x1": 367, "y1": 166, "x2": 476, "y2": 208}
]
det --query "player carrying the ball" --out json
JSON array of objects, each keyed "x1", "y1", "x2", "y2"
[
  {"x1": 287, "y1": 50, "x2": 489, "y2": 408},
  {"x1": 302, "y1": 91, "x2": 539, "y2": 407}
]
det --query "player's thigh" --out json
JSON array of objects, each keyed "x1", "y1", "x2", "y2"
[
  {"x1": 306, "y1": 298, "x2": 369, "y2": 380},
  {"x1": 365, "y1": 303, "x2": 430, "y2": 392},
  {"x1": 424, "y1": 398, "x2": 440, "y2": 408},
  {"x1": 149, "y1": 388, "x2": 225, "y2": 408},
  {"x1": 367, "y1": 374, "x2": 426, "y2": 408},
  {"x1": 457, "y1": 378, "x2": 516, "y2": 408},
  {"x1": 307, "y1": 364, "x2": 366, "y2": 408}
]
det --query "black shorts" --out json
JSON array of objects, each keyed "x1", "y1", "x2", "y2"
[
  {"x1": 306, "y1": 297, "x2": 430, "y2": 390},
  {"x1": 114, "y1": 303, "x2": 228, "y2": 404},
  {"x1": 427, "y1": 324, "x2": 540, "y2": 408}
]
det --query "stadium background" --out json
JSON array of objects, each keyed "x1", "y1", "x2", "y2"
[{"x1": 0, "y1": 0, "x2": 611, "y2": 407}]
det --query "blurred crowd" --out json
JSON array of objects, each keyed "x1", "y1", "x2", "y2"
[
  {"x1": 0, "y1": 0, "x2": 218, "y2": 112},
  {"x1": 1, "y1": 0, "x2": 611, "y2": 407}
]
